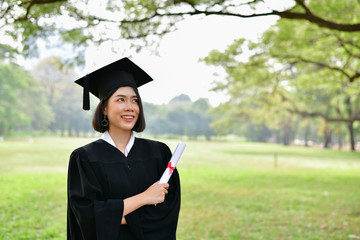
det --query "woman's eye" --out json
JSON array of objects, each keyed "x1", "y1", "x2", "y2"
[
  {"x1": 117, "y1": 98, "x2": 124, "y2": 102},
  {"x1": 132, "y1": 99, "x2": 138, "y2": 103}
]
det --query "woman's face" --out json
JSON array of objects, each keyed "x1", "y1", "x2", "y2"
[{"x1": 103, "y1": 86, "x2": 140, "y2": 133}]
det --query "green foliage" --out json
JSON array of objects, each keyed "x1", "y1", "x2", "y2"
[
  {"x1": 306, "y1": 0, "x2": 360, "y2": 23},
  {"x1": 0, "y1": 63, "x2": 53, "y2": 135},
  {"x1": 31, "y1": 57, "x2": 93, "y2": 135},
  {"x1": 2, "y1": 0, "x2": 360, "y2": 64},
  {"x1": 144, "y1": 95, "x2": 213, "y2": 140},
  {"x1": 0, "y1": 44, "x2": 17, "y2": 61},
  {"x1": 203, "y1": 4, "x2": 360, "y2": 149},
  {"x1": 0, "y1": 58, "x2": 214, "y2": 138},
  {"x1": 0, "y1": 57, "x2": 96, "y2": 137}
]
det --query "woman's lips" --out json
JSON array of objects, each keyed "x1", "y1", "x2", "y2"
[{"x1": 121, "y1": 115, "x2": 135, "y2": 122}]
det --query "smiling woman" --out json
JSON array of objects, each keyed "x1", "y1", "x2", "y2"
[
  {"x1": 67, "y1": 57, "x2": 181, "y2": 240},
  {"x1": 104, "y1": 87, "x2": 141, "y2": 140},
  {"x1": 91, "y1": 85, "x2": 146, "y2": 144}
]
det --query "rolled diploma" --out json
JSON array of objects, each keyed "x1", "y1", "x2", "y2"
[{"x1": 159, "y1": 142, "x2": 186, "y2": 183}]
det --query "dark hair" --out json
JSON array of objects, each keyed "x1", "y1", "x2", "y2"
[{"x1": 92, "y1": 87, "x2": 146, "y2": 133}]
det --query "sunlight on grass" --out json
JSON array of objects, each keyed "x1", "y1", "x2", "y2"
[{"x1": 0, "y1": 137, "x2": 359, "y2": 239}]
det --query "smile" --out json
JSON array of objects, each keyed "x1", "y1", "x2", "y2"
[
  {"x1": 122, "y1": 115, "x2": 134, "y2": 119},
  {"x1": 121, "y1": 115, "x2": 136, "y2": 122}
]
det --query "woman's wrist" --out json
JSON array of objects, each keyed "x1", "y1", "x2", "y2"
[
  {"x1": 136, "y1": 191, "x2": 149, "y2": 206},
  {"x1": 123, "y1": 192, "x2": 148, "y2": 218}
]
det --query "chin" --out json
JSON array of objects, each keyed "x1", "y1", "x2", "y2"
[{"x1": 123, "y1": 125, "x2": 135, "y2": 131}]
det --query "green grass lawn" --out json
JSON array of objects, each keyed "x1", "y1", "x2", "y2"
[{"x1": 0, "y1": 137, "x2": 359, "y2": 239}]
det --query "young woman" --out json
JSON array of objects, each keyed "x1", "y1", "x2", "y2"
[{"x1": 67, "y1": 57, "x2": 181, "y2": 240}]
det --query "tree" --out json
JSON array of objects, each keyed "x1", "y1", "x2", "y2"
[
  {"x1": 31, "y1": 56, "x2": 93, "y2": 135},
  {"x1": 143, "y1": 102, "x2": 169, "y2": 137},
  {"x1": 168, "y1": 94, "x2": 192, "y2": 109},
  {"x1": 263, "y1": 19, "x2": 360, "y2": 150},
  {"x1": 188, "y1": 98, "x2": 213, "y2": 140},
  {"x1": 203, "y1": 16, "x2": 360, "y2": 150},
  {"x1": 143, "y1": 95, "x2": 214, "y2": 140},
  {"x1": 0, "y1": 63, "x2": 53, "y2": 135},
  {"x1": 1, "y1": 0, "x2": 360, "y2": 61},
  {"x1": 32, "y1": 57, "x2": 69, "y2": 107},
  {"x1": 0, "y1": 44, "x2": 16, "y2": 62},
  {"x1": 53, "y1": 83, "x2": 93, "y2": 136}
]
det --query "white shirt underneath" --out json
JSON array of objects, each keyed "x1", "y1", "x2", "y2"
[{"x1": 101, "y1": 131, "x2": 135, "y2": 157}]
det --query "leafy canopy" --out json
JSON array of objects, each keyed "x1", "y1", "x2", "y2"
[{"x1": 1, "y1": 0, "x2": 360, "y2": 62}]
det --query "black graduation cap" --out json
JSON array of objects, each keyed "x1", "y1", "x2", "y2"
[{"x1": 75, "y1": 57, "x2": 153, "y2": 110}]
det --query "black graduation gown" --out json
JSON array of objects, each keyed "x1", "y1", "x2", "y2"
[{"x1": 67, "y1": 138, "x2": 181, "y2": 240}]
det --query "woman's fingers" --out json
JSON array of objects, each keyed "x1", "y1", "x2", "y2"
[{"x1": 144, "y1": 182, "x2": 170, "y2": 205}]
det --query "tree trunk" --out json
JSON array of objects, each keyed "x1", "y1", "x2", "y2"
[
  {"x1": 68, "y1": 128, "x2": 73, "y2": 137},
  {"x1": 347, "y1": 121, "x2": 355, "y2": 151},
  {"x1": 283, "y1": 124, "x2": 290, "y2": 146},
  {"x1": 337, "y1": 127, "x2": 343, "y2": 150},
  {"x1": 275, "y1": 131, "x2": 281, "y2": 144},
  {"x1": 205, "y1": 134, "x2": 211, "y2": 141},
  {"x1": 304, "y1": 124, "x2": 310, "y2": 147},
  {"x1": 345, "y1": 97, "x2": 356, "y2": 151},
  {"x1": 323, "y1": 125, "x2": 332, "y2": 149},
  {"x1": 0, "y1": 122, "x2": 6, "y2": 136}
]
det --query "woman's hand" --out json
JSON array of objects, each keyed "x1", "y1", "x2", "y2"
[
  {"x1": 122, "y1": 182, "x2": 170, "y2": 224},
  {"x1": 142, "y1": 182, "x2": 169, "y2": 205}
]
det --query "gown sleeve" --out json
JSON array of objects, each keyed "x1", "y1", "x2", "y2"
[{"x1": 67, "y1": 147, "x2": 124, "y2": 240}]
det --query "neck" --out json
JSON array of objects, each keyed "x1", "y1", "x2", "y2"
[{"x1": 108, "y1": 128, "x2": 132, "y2": 152}]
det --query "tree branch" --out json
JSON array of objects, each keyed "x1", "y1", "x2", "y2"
[
  {"x1": 287, "y1": 109, "x2": 360, "y2": 123},
  {"x1": 294, "y1": 56, "x2": 360, "y2": 83},
  {"x1": 294, "y1": 56, "x2": 351, "y2": 79},
  {"x1": 332, "y1": 34, "x2": 360, "y2": 59},
  {"x1": 119, "y1": 1, "x2": 360, "y2": 32},
  {"x1": 14, "y1": 0, "x2": 67, "y2": 22},
  {"x1": 275, "y1": 54, "x2": 360, "y2": 83},
  {"x1": 295, "y1": 0, "x2": 312, "y2": 14},
  {"x1": 277, "y1": 89, "x2": 360, "y2": 123},
  {"x1": 3, "y1": 0, "x2": 360, "y2": 32}
]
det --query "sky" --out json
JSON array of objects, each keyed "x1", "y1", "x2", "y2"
[
  {"x1": 82, "y1": 15, "x2": 278, "y2": 106},
  {"x1": 21, "y1": 12, "x2": 279, "y2": 107}
]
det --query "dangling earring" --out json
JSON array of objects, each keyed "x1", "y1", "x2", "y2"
[{"x1": 101, "y1": 115, "x2": 109, "y2": 127}]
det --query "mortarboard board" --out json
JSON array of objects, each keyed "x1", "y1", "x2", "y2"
[{"x1": 75, "y1": 57, "x2": 153, "y2": 110}]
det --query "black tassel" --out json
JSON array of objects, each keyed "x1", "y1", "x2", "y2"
[{"x1": 83, "y1": 76, "x2": 90, "y2": 110}]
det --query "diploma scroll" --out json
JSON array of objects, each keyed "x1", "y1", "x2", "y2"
[{"x1": 159, "y1": 142, "x2": 186, "y2": 183}]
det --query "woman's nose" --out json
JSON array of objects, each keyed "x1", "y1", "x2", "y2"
[{"x1": 125, "y1": 101, "x2": 134, "y2": 111}]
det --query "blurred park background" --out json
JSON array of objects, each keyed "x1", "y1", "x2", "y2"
[{"x1": 0, "y1": 0, "x2": 360, "y2": 239}]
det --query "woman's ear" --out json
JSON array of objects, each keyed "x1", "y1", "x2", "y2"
[{"x1": 102, "y1": 106, "x2": 107, "y2": 115}]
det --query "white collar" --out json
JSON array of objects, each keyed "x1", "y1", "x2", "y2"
[{"x1": 101, "y1": 131, "x2": 135, "y2": 157}]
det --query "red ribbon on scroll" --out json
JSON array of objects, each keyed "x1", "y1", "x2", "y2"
[{"x1": 167, "y1": 162, "x2": 175, "y2": 174}]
